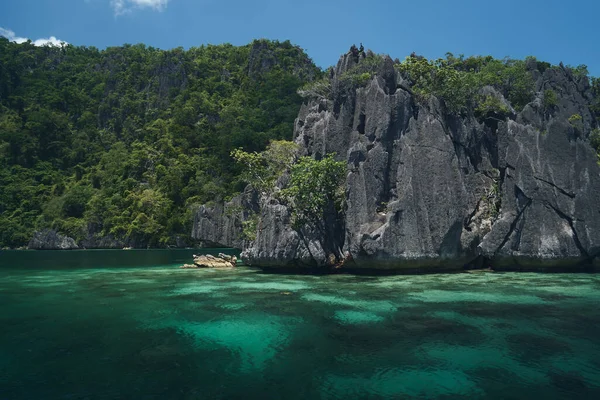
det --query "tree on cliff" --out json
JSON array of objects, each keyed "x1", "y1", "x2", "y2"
[
  {"x1": 232, "y1": 142, "x2": 346, "y2": 252},
  {"x1": 231, "y1": 141, "x2": 346, "y2": 230},
  {"x1": 231, "y1": 140, "x2": 299, "y2": 196},
  {"x1": 282, "y1": 154, "x2": 346, "y2": 231}
]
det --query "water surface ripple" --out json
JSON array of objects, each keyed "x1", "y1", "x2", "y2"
[{"x1": 1, "y1": 250, "x2": 600, "y2": 399}]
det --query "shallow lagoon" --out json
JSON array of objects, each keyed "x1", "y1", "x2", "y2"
[{"x1": 1, "y1": 250, "x2": 600, "y2": 399}]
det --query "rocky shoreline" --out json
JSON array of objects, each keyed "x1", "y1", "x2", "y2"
[{"x1": 23, "y1": 228, "x2": 201, "y2": 251}]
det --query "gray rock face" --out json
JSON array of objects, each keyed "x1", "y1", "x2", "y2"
[
  {"x1": 28, "y1": 229, "x2": 79, "y2": 250},
  {"x1": 240, "y1": 202, "x2": 330, "y2": 269},
  {"x1": 191, "y1": 187, "x2": 259, "y2": 249},
  {"x1": 195, "y1": 51, "x2": 600, "y2": 271},
  {"x1": 79, "y1": 224, "x2": 126, "y2": 249},
  {"x1": 479, "y1": 119, "x2": 600, "y2": 269}
]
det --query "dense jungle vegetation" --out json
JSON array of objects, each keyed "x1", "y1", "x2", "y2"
[
  {"x1": 0, "y1": 38, "x2": 321, "y2": 248},
  {"x1": 1, "y1": 38, "x2": 598, "y2": 249}
]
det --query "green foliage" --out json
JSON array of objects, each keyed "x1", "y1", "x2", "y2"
[
  {"x1": 396, "y1": 54, "x2": 535, "y2": 113},
  {"x1": 487, "y1": 181, "x2": 501, "y2": 220},
  {"x1": 281, "y1": 155, "x2": 346, "y2": 229},
  {"x1": 568, "y1": 113, "x2": 583, "y2": 124},
  {"x1": 590, "y1": 129, "x2": 600, "y2": 165},
  {"x1": 590, "y1": 129, "x2": 600, "y2": 153},
  {"x1": 529, "y1": 57, "x2": 551, "y2": 73},
  {"x1": 568, "y1": 64, "x2": 589, "y2": 79},
  {"x1": 353, "y1": 72, "x2": 373, "y2": 86},
  {"x1": 231, "y1": 140, "x2": 299, "y2": 195},
  {"x1": 338, "y1": 53, "x2": 384, "y2": 89},
  {"x1": 568, "y1": 113, "x2": 584, "y2": 135},
  {"x1": 591, "y1": 77, "x2": 600, "y2": 119},
  {"x1": 474, "y1": 95, "x2": 511, "y2": 121},
  {"x1": 241, "y1": 215, "x2": 259, "y2": 241},
  {"x1": 0, "y1": 38, "x2": 320, "y2": 247},
  {"x1": 62, "y1": 185, "x2": 93, "y2": 218},
  {"x1": 298, "y1": 77, "x2": 331, "y2": 99},
  {"x1": 543, "y1": 89, "x2": 558, "y2": 109}
]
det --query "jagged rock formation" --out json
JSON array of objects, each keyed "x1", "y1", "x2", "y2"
[
  {"x1": 191, "y1": 186, "x2": 259, "y2": 249},
  {"x1": 28, "y1": 229, "x2": 79, "y2": 250},
  {"x1": 193, "y1": 49, "x2": 600, "y2": 271}
]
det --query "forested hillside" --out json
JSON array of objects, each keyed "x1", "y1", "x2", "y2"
[{"x1": 0, "y1": 38, "x2": 321, "y2": 248}]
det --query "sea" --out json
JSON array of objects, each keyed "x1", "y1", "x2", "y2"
[{"x1": 1, "y1": 249, "x2": 599, "y2": 399}]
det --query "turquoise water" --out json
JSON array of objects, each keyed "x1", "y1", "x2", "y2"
[{"x1": 1, "y1": 251, "x2": 600, "y2": 399}]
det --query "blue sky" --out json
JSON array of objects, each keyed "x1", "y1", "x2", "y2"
[{"x1": 1, "y1": 0, "x2": 599, "y2": 76}]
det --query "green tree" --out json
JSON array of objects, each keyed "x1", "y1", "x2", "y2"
[
  {"x1": 396, "y1": 54, "x2": 535, "y2": 113},
  {"x1": 231, "y1": 140, "x2": 299, "y2": 195},
  {"x1": 282, "y1": 154, "x2": 346, "y2": 229},
  {"x1": 543, "y1": 89, "x2": 558, "y2": 110}
]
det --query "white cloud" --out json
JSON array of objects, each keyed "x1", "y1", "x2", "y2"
[
  {"x1": 0, "y1": 28, "x2": 29, "y2": 44},
  {"x1": 32, "y1": 36, "x2": 67, "y2": 47},
  {"x1": 110, "y1": 0, "x2": 170, "y2": 16},
  {"x1": 0, "y1": 27, "x2": 67, "y2": 47}
]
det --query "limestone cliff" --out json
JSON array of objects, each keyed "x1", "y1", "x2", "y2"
[
  {"x1": 28, "y1": 229, "x2": 79, "y2": 250},
  {"x1": 191, "y1": 186, "x2": 259, "y2": 249},
  {"x1": 193, "y1": 49, "x2": 600, "y2": 271}
]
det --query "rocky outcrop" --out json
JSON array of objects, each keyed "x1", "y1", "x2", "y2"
[
  {"x1": 240, "y1": 203, "x2": 339, "y2": 268},
  {"x1": 29, "y1": 225, "x2": 197, "y2": 250},
  {"x1": 79, "y1": 223, "x2": 195, "y2": 249},
  {"x1": 477, "y1": 118, "x2": 600, "y2": 269},
  {"x1": 180, "y1": 253, "x2": 237, "y2": 269},
  {"x1": 79, "y1": 225, "x2": 126, "y2": 249},
  {"x1": 191, "y1": 186, "x2": 259, "y2": 249},
  {"x1": 28, "y1": 229, "x2": 79, "y2": 250},
  {"x1": 194, "y1": 50, "x2": 600, "y2": 272}
]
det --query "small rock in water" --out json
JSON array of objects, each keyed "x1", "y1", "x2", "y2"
[{"x1": 180, "y1": 253, "x2": 237, "y2": 269}]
